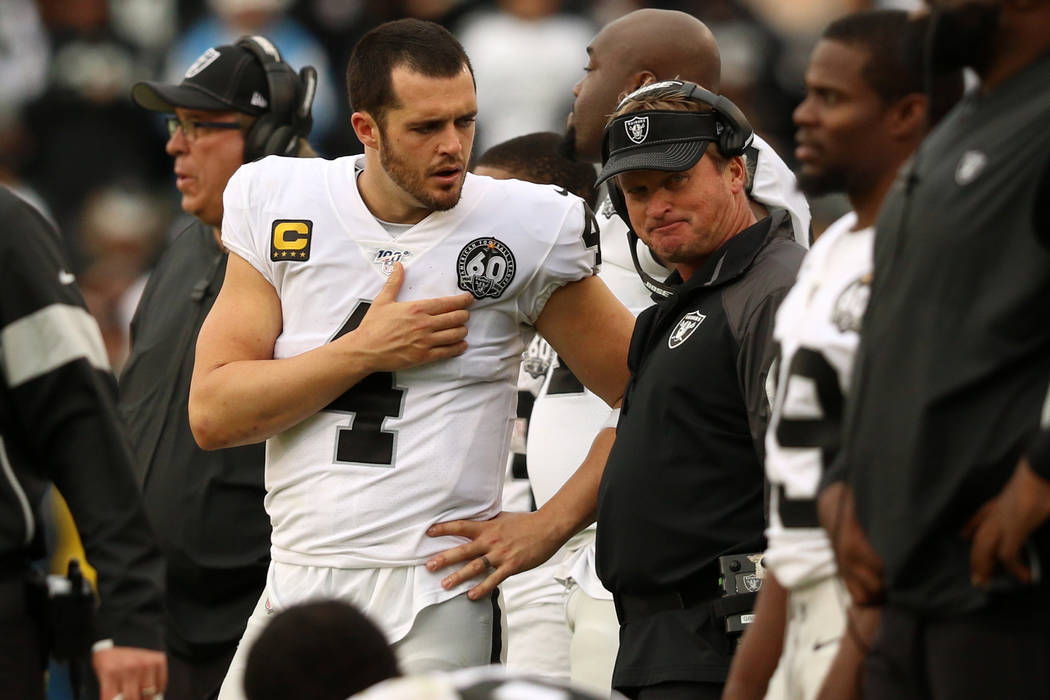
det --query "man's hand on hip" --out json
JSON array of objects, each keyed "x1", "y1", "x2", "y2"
[{"x1": 425, "y1": 511, "x2": 564, "y2": 601}]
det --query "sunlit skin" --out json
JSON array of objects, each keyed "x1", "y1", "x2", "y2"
[
  {"x1": 165, "y1": 107, "x2": 244, "y2": 229},
  {"x1": 352, "y1": 65, "x2": 477, "y2": 224},
  {"x1": 617, "y1": 152, "x2": 754, "y2": 281},
  {"x1": 794, "y1": 40, "x2": 905, "y2": 228}
]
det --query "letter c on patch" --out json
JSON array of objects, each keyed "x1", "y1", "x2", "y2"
[{"x1": 274, "y1": 221, "x2": 310, "y2": 250}]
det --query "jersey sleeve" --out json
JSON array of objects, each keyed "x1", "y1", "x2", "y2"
[
  {"x1": 749, "y1": 134, "x2": 812, "y2": 247},
  {"x1": 517, "y1": 196, "x2": 600, "y2": 325},
  {"x1": 221, "y1": 162, "x2": 275, "y2": 284},
  {"x1": 0, "y1": 189, "x2": 164, "y2": 650}
]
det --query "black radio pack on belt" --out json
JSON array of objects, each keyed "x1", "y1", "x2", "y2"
[{"x1": 715, "y1": 553, "x2": 765, "y2": 636}]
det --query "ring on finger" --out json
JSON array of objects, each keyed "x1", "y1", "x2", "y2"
[
  {"x1": 142, "y1": 689, "x2": 158, "y2": 697},
  {"x1": 481, "y1": 555, "x2": 493, "y2": 570}
]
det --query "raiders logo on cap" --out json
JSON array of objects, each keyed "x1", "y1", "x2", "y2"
[{"x1": 456, "y1": 237, "x2": 516, "y2": 299}]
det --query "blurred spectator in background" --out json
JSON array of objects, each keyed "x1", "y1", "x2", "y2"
[
  {"x1": 0, "y1": 0, "x2": 49, "y2": 130},
  {"x1": 166, "y1": 0, "x2": 339, "y2": 154},
  {"x1": 76, "y1": 186, "x2": 168, "y2": 372},
  {"x1": 21, "y1": 0, "x2": 173, "y2": 273},
  {"x1": 456, "y1": 0, "x2": 596, "y2": 154}
]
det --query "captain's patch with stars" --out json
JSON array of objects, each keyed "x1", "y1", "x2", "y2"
[{"x1": 270, "y1": 220, "x2": 312, "y2": 262}]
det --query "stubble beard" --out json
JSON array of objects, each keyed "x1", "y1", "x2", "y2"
[
  {"x1": 796, "y1": 167, "x2": 846, "y2": 199},
  {"x1": 380, "y1": 141, "x2": 464, "y2": 212}
]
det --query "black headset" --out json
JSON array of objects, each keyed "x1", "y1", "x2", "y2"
[
  {"x1": 236, "y1": 35, "x2": 318, "y2": 163},
  {"x1": 602, "y1": 80, "x2": 754, "y2": 298}
]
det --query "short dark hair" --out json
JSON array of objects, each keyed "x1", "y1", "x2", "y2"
[
  {"x1": 346, "y1": 18, "x2": 474, "y2": 126},
  {"x1": 475, "y1": 132, "x2": 599, "y2": 208},
  {"x1": 823, "y1": 9, "x2": 964, "y2": 124},
  {"x1": 243, "y1": 600, "x2": 400, "y2": 700}
]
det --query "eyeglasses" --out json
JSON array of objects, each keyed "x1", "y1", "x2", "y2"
[{"x1": 166, "y1": 116, "x2": 241, "y2": 141}]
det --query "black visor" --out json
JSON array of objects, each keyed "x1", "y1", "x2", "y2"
[{"x1": 596, "y1": 111, "x2": 721, "y2": 186}]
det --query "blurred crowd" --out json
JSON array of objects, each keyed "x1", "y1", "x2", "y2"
[{"x1": 1, "y1": 0, "x2": 907, "y2": 373}]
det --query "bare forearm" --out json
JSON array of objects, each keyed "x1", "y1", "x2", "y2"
[
  {"x1": 816, "y1": 604, "x2": 881, "y2": 700},
  {"x1": 536, "y1": 425, "x2": 615, "y2": 545},
  {"x1": 189, "y1": 337, "x2": 374, "y2": 449}
]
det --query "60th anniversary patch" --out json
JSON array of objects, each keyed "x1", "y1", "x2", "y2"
[{"x1": 456, "y1": 237, "x2": 516, "y2": 299}]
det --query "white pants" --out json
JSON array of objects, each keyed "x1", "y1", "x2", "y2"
[
  {"x1": 217, "y1": 584, "x2": 501, "y2": 700},
  {"x1": 503, "y1": 562, "x2": 573, "y2": 683},
  {"x1": 565, "y1": 582, "x2": 619, "y2": 695},
  {"x1": 501, "y1": 559, "x2": 619, "y2": 696},
  {"x1": 765, "y1": 575, "x2": 848, "y2": 700}
]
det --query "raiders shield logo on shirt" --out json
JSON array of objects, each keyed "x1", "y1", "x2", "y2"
[
  {"x1": 456, "y1": 237, "x2": 516, "y2": 299},
  {"x1": 831, "y1": 274, "x2": 871, "y2": 334},
  {"x1": 668, "y1": 310, "x2": 706, "y2": 349}
]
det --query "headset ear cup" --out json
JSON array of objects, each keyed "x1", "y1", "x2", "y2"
[
  {"x1": 235, "y1": 34, "x2": 313, "y2": 162},
  {"x1": 243, "y1": 117, "x2": 270, "y2": 163},
  {"x1": 265, "y1": 125, "x2": 297, "y2": 157}
]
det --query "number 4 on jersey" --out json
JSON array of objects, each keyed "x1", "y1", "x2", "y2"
[{"x1": 324, "y1": 301, "x2": 406, "y2": 466}]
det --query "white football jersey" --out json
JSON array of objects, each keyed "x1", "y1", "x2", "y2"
[
  {"x1": 764, "y1": 212, "x2": 873, "y2": 589},
  {"x1": 222, "y1": 154, "x2": 598, "y2": 569}
]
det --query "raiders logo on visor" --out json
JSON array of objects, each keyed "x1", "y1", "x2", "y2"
[
  {"x1": 625, "y1": 116, "x2": 649, "y2": 144},
  {"x1": 596, "y1": 111, "x2": 721, "y2": 186}
]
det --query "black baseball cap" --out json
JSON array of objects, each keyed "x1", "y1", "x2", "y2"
[
  {"x1": 131, "y1": 44, "x2": 270, "y2": 115},
  {"x1": 595, "y1": 111, "x2": 721, "y2": 186}
]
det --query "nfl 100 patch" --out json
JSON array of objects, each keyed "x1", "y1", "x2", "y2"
[
  {"x1": 373, "y1": 247, "x2": 412, "y2": 276},
  {"x1": 456, "y1": 237, "x2": 516, "y2": 299}
]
